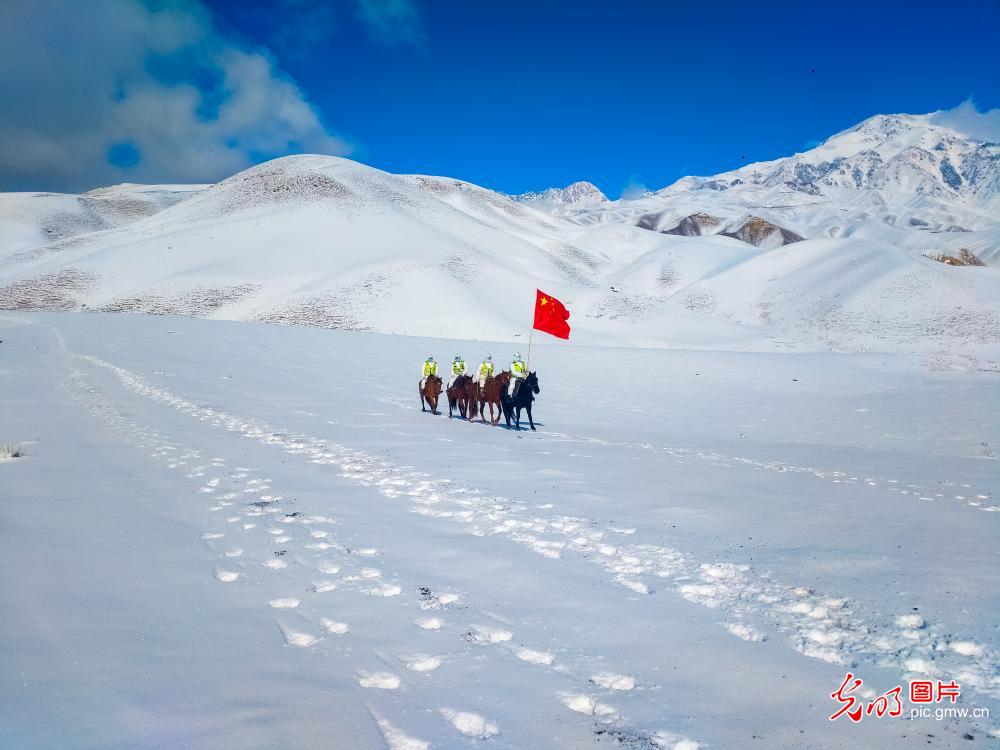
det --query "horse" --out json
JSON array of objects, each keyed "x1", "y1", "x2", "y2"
[
  {"x1": 479, "y1": 371, "x2": 508, "y2": 425},
  {"x1": 462, "y1": 376, "x2": 481, "y2": 421},
  {"x1": 500, "y1": 371, "x2": 539, "y2": 431},
  {"x1": 419, "y1": 375, "x2": 442, "y2": 415},
  {"x1": 447, "y1": 374, "x2": 472, "y2": 419}
]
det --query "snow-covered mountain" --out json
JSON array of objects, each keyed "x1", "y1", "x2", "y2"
[
  {"x1": 512, "y1": 180, "x2": 608, "y2": 211},
  {"x1": 0, "y1": 111, "x2": 997, "y2": 360},
  {"x1": 520, "y1": 112, "x2": 1000, "y2": 259}
]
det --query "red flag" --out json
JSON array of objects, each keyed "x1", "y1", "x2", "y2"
[{"x1": 533, "y1": 289, "x2": 570, "y2": 339}]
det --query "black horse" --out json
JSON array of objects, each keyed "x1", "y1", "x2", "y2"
[{"x1": 500, "y1": 371, "x2": 539, "y2": 431}]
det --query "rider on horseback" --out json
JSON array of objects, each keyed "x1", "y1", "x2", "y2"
[
  {"x1": 508, "y1": 352, "x2": 527, "y2": 397},
  {"x1": 475, "y1": 354, "x2": 494, "y2": 388},
  {"x1": 420, "y1": 355, "x2": 437, "y2": 389},
  {"x1": 448, "y1": 355, "x2": 466, "y2": 389}
]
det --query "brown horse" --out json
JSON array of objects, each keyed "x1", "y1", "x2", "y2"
[
  {"x1": 479, "y1": 371, "x2": 508, "y2": 424},
  {"x1": 419, "y1": 375, "x2": 442, "y2": 414},
  {"x1": 463, "y1": 377, "x2": 480, "y2": 421},
  {"x1": 447, "y1": 374, "x2": 472, "y2": 418}
]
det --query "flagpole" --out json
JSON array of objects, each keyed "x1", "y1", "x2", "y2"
[{"x1": 527, "y1": 326, "x2": 534, "y2": 371}]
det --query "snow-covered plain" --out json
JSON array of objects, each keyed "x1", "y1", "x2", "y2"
[{"x1": 2, "y1": 311, "x2": 998, "y2": 748}]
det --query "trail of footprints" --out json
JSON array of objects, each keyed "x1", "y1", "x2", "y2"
[
  {"x1": 543, "y1": 430, "x2": 999, "y2": 515},
  {"x1": 62, "y1": 361, "x2": 699, "y2": 749},
  {"x1": 372, "y1": 395, "x2": 997, "y2": 515},
  {"x1": 64, "y1": 353, "x2": 1000, "y2": 742}
]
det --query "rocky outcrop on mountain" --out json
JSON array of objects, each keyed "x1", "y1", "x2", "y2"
[
  {"x1": 927, "y1": 248, "x2": 986, "y2": 267},
  {"x1": 661, "y1": 213, "x2": 721, "y2": 237},
  {"x1": 719, "y1": 216, "x2": 804, "y2": 248}
]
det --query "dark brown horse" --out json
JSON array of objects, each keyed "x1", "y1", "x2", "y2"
[
  {"x1": 447, "y1": 374, "x2": 473, "y2": 418},
  {"x1": 463, "y1": 377, "x2": 480, "y2": 421},
  {"x1": 419, "y1": 375, "x2": 442, "y2": 414},
  {"x1": 479, "y1": 371, "x2": 509, "y2": 424}
]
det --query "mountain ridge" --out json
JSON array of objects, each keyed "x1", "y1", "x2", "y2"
[{"x1": 0, "y1": 112, "x2": 997, "y2": 363}]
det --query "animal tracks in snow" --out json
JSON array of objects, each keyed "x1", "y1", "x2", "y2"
[
  {"x1": 545, "y1": 429, "x2": 999, "y2": 516},
  {"x1": 63, "y1": 353, "x2": 704, "y2": 748},
  {"x1": 73, "y1": 353, "x2": 1000, "y2": 704}
]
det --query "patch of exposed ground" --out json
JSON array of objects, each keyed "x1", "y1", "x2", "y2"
[
  {"x1": 0, "y1": 269, "x2": 98, "y2": 310},
  {"x1": 99, "y1": 284, "x2": 260, "y2": 316}
]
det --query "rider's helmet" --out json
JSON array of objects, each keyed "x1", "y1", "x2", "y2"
[
  {"x1": 455, "y1": 354, "x2": 463, "y2": 362},
  {"x1": 514, "y1": 352, "x2": 523, "y2": 362},
  {"x1": 486, "y1": 354, "x2": 492, "y2": 361},
  {"x1": 427, "y1": 355, "x2": 434, "y2": 362}
]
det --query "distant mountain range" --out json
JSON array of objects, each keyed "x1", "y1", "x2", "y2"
[
  {"x1": 514, "y1": 112, "x2": 999, "y2": 258},
  {"x1": 1, "y1": 111, "x2": 997, "y2": 363}
]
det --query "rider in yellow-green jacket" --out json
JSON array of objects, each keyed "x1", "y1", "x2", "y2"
[
  {"x1": 475, "y1": 354, "x2": 495, "y2": 388},
  {"x1": 420, "y1": 356, "x2": 437, "y2": 389},
  {"x1": 448, "y1": 355, "x2": 466, "y2": 389},
  {"x1": 508, "y1": 352, "x2": 526, "y2": 397}
]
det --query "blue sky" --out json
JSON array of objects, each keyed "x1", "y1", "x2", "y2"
[
  {"x1": 1, "y1": 0, "x2": 998, "y2": 193},
  {"x1": 206, "y1": 0, "x2": 1000, "y2": 196}
]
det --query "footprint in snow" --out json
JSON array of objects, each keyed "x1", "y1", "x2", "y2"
[
  {"x1": 401, "y1": 654, "x2": 442, "y2": 672},
  {"x1": 516, "y1": 648, "x2": 554, "y2": 666},
  {"x1": 366, "y1": 583, "x2": 402, "y2": 597},
  {"x1": 439, "y1": 708, "x2": 499, "y2": 739},
  {"x1": 356, "y1": 671, "x2": 401, "y2": 689},
  {"x1": 464, "y1": 625, "x2": 512, "y2": 645},
  {"x1": 590, "y1": 672, "x2": 636, "y2": 691},
  {"x1": 320, "y1": 618, "x2": 349, "y2": 635},
  {"x1": 559, "y1": 693, "x2": 616, "y2": 717},
  {"x1": 373, "y1": 717, "x2": 429, "y2": 750},
  {"x1": 277, "y1": 622, "x2": 317, "y2": 648}
]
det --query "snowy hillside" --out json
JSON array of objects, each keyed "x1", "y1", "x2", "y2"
[
  {"x1": 0, "y1": 112, "x2": 997, "y2": 360},
  {"x1": 0, "y1": 156, "x2": 606, "y2": 340},
  {"x1": 0, "y1": 183, "x2": 205, "y2": 256}
]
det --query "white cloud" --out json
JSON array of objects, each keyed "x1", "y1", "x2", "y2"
[
  {"x1": 0, "y1": 0, "x2": 351, "y2": 192},
  {"x1": 929, "y1": 99, "x2": 1000, "y2": 143},
  {"x1": 620, "y1": 174, "x2": 648, "y2": 200}
]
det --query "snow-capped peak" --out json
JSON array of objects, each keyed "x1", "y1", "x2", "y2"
[
  {"x1": 513, "y1": 181, "x2": 608, "y2": 208},
  {"x1": 511, "y1": 110, "x2": 998, "y2": 239}
]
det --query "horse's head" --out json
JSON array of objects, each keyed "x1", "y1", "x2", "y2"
[{"x1": 527, "y1": 371, "x2": 540, "y2": 394}]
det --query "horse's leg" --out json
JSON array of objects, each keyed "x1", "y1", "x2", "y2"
[{"x1": 526, "y1": 402, "x2": 535, "y2": 431}]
